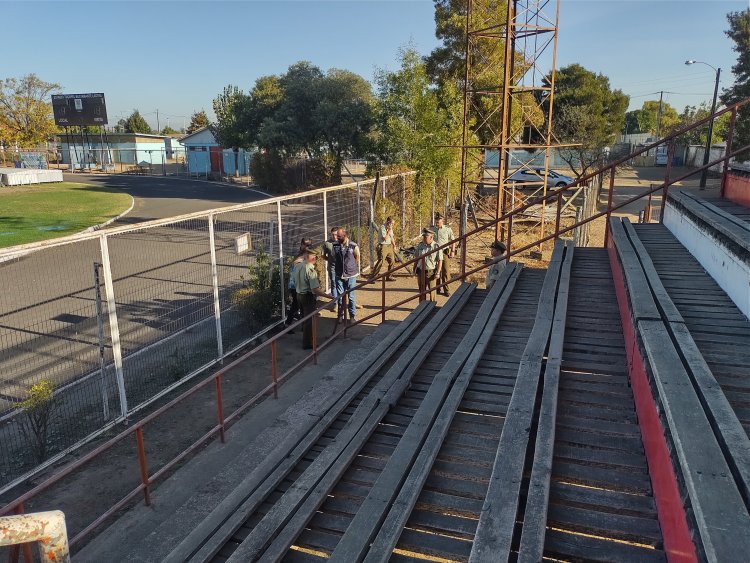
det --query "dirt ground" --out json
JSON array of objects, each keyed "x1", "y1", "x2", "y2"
[{"x1": 0, "y1": 164, "x2": 720, "y2": 553}]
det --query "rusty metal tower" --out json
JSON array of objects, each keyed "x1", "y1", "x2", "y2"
[{"x1": 458, "y1": 0, "x2": 560, "y2": 256}]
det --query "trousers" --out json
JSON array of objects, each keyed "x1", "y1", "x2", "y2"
[{"x1": 300, "y1": 292, "x2": 317, "y2": 349}]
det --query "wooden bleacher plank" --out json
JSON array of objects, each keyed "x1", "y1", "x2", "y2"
[
  {"x1": 346, "y1": 266, "x2": 523, "y2": 563},
  {"x1": 220, "y1": 282, "x2": 484, "y2": 562},
  {"x1": 468, "y1": 241, "x2": 569, "y2": 563}
]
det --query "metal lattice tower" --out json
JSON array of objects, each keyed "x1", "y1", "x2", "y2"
[{"x1": 459, "y1": 0, "x2": 560, "y2": 257}]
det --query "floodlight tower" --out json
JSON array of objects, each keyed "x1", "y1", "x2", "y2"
[{"x1": 458, "y1": 0, "x2": 561, "y2": 262}]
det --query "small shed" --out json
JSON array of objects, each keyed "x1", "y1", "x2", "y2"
[{"x1": 179, "y1": 127, "x2": 252, "y2": 176}]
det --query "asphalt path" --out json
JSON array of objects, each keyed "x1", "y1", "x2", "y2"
[
  {"x1": 66, "y1": 173, "x2": 269, "y2": 224},
  {"x1": 0, "y1": 175, "x2": 270, "y2": 413}
]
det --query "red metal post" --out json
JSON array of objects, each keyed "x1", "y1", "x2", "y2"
[
  {"x1": 603, "y1": 168, "x2": 616, "y2": 247},
  {"x1": 9, "y1": 503, "x2": 34, "y2": 563},
  {"x1": 342, "y1": 293, "x2": 348, "y2": 338},
  {"x1": 506, "y1": 213, "x2": 513, "y2": 259},
  {"x1": 419, "y1": 257, "x2": 426, "y2": 302},
  {"x1": 214, "y1": 375, "x2": 225, "y2": 442},
  {"x1": 134, "y1": 428, "x2": 151, "y2": 506},
  {"x1": 660, "y1": 143, "x2": 675, "y2": 223},
  {"x1": 646, "y1": 191, "x2": 653, "y2": 223},
  {"x1": 722, "y1": 107, "x2": 737, "y2": 198},
  {"x1": 554, "y1": 191, "x2": 563, "y2": 239},
  {"x1": 381, "y1": 274, "x2": 386, "y2": 323},
  {"x1": 271, "y1": 340, "x2": 278, "y2": 399},
  {"x1": 312, "y1": 314, "x2": 318, "y2": 364}
]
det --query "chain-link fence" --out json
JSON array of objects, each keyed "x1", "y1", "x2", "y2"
[{"x1": 0, "y1": 171, "x2": 413, "y2": 492}]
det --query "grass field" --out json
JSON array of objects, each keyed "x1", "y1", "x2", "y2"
[{"x1": 0, "y1": 182, "x2": 132, "y2": 248}]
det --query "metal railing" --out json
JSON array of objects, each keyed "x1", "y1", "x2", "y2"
[{"x1": 0, "y1": 98, "x2": 745, "y2": 552}]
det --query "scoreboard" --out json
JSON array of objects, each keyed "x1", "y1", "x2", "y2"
[{"x1": 52, "y1": 93, "x2": 108, "y2": 127}]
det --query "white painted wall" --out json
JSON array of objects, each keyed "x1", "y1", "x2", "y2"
[{"x1": 664, "y1": 201, "x2": 750, "y2": 319}]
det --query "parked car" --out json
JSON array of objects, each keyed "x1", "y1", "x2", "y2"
[{"x1": 507, "y1": 168, "x2": 574, "y2": 188}]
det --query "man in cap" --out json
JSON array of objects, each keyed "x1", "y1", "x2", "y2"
[
  {"x1": 485, "y1": 240, "x2": 507, "y2": 290},
  {"x1": 293, "y1": 248, "x2": 332, "y2": 349},
  {"x1": 430, "y1": 213, "x2": 456, "y2": 296},
  {"x1": 369, "y1": 217, "x2": 397, "y2": 281},
  {"x1": 413, "y1": 227, "x2": 443, "y2": 301}
]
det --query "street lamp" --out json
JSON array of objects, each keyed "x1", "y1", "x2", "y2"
[{"x1": 685, "y1": 59, "x2": 721, "y2": 189}]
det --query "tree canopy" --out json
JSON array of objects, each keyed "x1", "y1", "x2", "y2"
[
  {"x1": 186, "y1": 110, "x2": 210, "y2": 134},
  {"x1": 722, "y1": 8, "x2": 750, "y2": 159},
  {"x1": 550, "y1": 64, "x2": 629, "y2": 177},
  {"x1": 623, "y1": 100, "x2": 679, "y2": 136},
  {"x1": 0, "y1": 74, "x2": 60, "y2": 147},
  {"x1": 213, "y1": 85, "x2": 247, "y2": 148},
  {"x1": 121, "y1": 110, "x2": 153, "y2": 134},
  {"x1": 677, "y1": 103, "x2": 730, "y2": 146}
]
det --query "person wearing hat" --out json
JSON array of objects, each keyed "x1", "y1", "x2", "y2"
[
  {"x1": 485, "y1": 240, "x2": 507, "y2": 290},
  {"x1": 293, "y1": 247, "x2": 332, "y2": 349},
  {"x1": 413, "y1": 227, "x2": 443, "y2": 301},
  {"x1": 430, "y1": 213, "x2": 456, "y2": 297},
  {"x1": 370, "y1": 217, "x2": 397, "y2": 281},
  {"x1": 322, "y1": 226, "x2": 340, "y2": 301}
]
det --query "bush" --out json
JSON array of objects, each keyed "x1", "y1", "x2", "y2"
[
  {"x1": 250, "y1": 151, "x2": 339, "y2": 193},
  {"x1": 19, "y1": 379, "x2": 57, "y2": 463},
  {"x1": 232, "y1": 251, "x2": 283, "y2": 329}
]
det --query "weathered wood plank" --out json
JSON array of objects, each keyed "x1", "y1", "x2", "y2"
[{"x1": 331, "y1": 265, "x2": 523, "y2": 562}]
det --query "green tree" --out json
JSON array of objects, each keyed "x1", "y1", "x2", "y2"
[
  {"x1": 0, "y1": 74, "x2": 60, "y2": 146},
  {"x1": 213, "y1": 84, "x2": 248, "y2": 175},
  {"x1": 186, "y1": 110, "x2": 210, "y2": 134},
  {"x1": 374, "y1": 47, "x2": 463, "y2": 213},
  {"x1": 677, "y1": 103, "x2": 730, "y2": 145},
  {"x1": 551, "y1": 64, "x2": 629, "y2": 177},
  {"x1": 241, "y1": 62, "x2": 375, "y2": 184},
  {"x1": 722, "y1": 9, "x2": 750, "y2": 159},
  {"x1": 122, "y1": 110, "x2": 153, "y2": 134},
  {"x1": 160, "y1": 125, "x2": 179, "y2": 135},
  {"x1": 639, "y1": 100, "x2": 679, "y2": 136}
]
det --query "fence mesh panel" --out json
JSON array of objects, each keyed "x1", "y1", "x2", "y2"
[{"x1": 0, "y1": 172, "x2": 412, "y2": 491}]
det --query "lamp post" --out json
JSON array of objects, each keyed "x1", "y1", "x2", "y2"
[{"x1": 685, "y1": 60, "x2": 721, "y2": 189}]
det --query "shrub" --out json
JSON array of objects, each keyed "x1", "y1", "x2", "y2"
[
  {"x1": 19, "y1": 379, "x2": 58, "y2": 463},
  {"x1": 232, "y1": 251, "x2": 283, "y2": 329}
]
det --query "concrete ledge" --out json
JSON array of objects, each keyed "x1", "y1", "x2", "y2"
[{"x1": 664, "y1": 196, "x2": 750, "y2": 319}]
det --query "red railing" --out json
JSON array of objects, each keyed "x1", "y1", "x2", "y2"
[{"x1": 2, "y1": 98, "x2": 747, "y2": 552}]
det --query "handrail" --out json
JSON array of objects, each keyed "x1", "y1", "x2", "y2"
[{"x1": 0, "y1": 99, "x2": 744, "y2": 550}]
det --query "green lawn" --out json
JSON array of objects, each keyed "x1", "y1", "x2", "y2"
[{"x1": 0, "y1": 182, "x2": 132, "y2": 248}]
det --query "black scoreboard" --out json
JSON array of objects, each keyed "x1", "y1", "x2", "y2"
[{"x1": 52, "y1": 93, "x2": 108, "y2": 127}]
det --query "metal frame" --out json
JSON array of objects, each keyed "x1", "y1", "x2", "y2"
[{"x1": 0, "y1": 99, "x2": 745, "y2": 550}]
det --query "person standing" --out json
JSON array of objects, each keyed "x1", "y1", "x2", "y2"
[
  {"x1": 322, "y1": 227, "x2": 339, "y2": 299},
  {"x1": 413, "y1": 228, "x2": 442, "y2": 301},
  {"x1": 485, "y1": 240, "x2": 507, "y2": 290},
  {"x1": 430, "y1": 213, "x2": 456, "y2": 297},
  {"x1": 293, "y1": 248, "x2": 331, "y2": 349},
  {"x1": 286, "y1": 239, "x2": 311, "y2": 331},
  {"x1": 369, "y1": 217, "x2": 397, "y2": 281},
  {"x1": 334, "y1": 228, "x2": 360, "y2": 322}
]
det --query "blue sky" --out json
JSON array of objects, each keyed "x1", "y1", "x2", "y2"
[{"x1": 3, "y1": 1, "x2": 745, "y2": 129}]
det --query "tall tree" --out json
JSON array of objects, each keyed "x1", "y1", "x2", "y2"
[
  {"x1": 122, "y1": 110, "x2": 153, "y2": 134},
  {"x1": 160, "y1": 125, "x2": 179, "y2": 135},
  {"x1": 550, "y1": 64, "x2": 629, "y2": 177},
  {"x1": 426, "y1": 0, "x2": 542, "y2": 144},
  {"x1": 722, "y1": 8, "x2": 750, "y2": 159},
  {"x1": 186, "y1": 110, "x2": 210, "y2": 134},
  {"x1": 0, "y1": 74, "x2": 60, "y2": 146},
  {"x1": 213, "y1": 85, "x2": 247, "y2": 148},
  {"x1": 640, "y1": 100, "x2": 680, "y2": 135},
  {"x1": 375, "y1": 47, "x2": 463, "y2": 203}
]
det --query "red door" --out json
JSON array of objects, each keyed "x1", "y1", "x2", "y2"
[{"x1": 209, "y1": 146, "x2": 224, "y2": 174}]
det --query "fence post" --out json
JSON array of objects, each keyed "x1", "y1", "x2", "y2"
[
  {"x1": 603, "y1": 168, "x2": 616, "y2": 247},
  {"x1": 207, "y1": 214, "x2": 224, "y2": 361},
  {"x1": 134, "y1": 428, "x2": 151, "y2": 506},
  {"x1": 369, "y1": 199, "x2": 376, "y2": 270},
  {"x1": 276, "y1": 201, "x2": 286, "y2": 323},
  {"x1": 356, "y1": 182, "x2": 361, "y2": 249},
  {"x1": 323, "y1": 192, "x2": 329, "y2": 294},
  {"x1": 92, "y1": 263, "x2": 110, "y2": 421},
  {"x1": 401, "y1": 175, "x2": 407, "y2": 238},
  {"x1": 660, "y1": 143, "x2": 675, "y2": 223},
  {"x1": 722, "y1": 107, "x2": 737, "y2": 198},
  {"x1": 445, "y1": 178, "x2": 450, "y2": 218},
  {"x1": 99, "y1": 234, "x2": 128, "y2": 419},
  {"x1": 460, "y1": 200, "x2": 467, "y2": 277}
]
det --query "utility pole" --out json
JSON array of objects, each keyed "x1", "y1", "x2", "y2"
[
  {"x1": 700, "y1": 68, "x2": 721, "y2": 189},
  {"x1": 656, "y1": 91, "x2": 664, "y2": 139},
  {"x1": 156, "y1": 109, "x2": 160, "y2": 134}
]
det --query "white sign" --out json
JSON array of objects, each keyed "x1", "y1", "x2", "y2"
[{"x1": 235, "y1": 233, "x2": 252, "y2": 254}]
